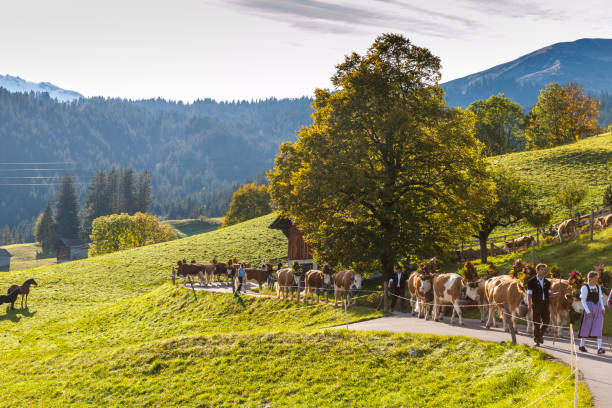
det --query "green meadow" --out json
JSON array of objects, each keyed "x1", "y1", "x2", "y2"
[{"x1": 0, "y1": 212, "x2": 591, "y2": 407}]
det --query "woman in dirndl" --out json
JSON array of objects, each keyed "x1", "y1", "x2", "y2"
[{"x1": 578, "y1": 271, "x2": 606, "y2": 354}]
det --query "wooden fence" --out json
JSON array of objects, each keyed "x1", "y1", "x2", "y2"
[{"x1": 459, "y1": 206, "x2": 611, "y2": 251}]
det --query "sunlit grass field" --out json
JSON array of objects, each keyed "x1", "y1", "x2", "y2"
[
  {"x1": 164, "y1": 216, "x2": 223, "y2": 238},
  {"x1": 0, "y1": 242, "x2": 56, "y2": 271},
  {"x1": 0, "y1": 213, "x2": 592, "y2": 407},
  {"x1": 490, "y1": 132, "x2": 612, "y2": 235}
]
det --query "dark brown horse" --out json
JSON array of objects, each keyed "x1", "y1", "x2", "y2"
[
  {"x1": 8, "y1": 279, "x2": 38, "y2": 309},
  {"x1": 8, "y1": 278, "x2": 37, "y2": 308},
  {"x1": 0, "y1": 287, "x2": 20, "y2": 310}
]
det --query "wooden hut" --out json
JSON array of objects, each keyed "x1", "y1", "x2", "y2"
[
  {"x1": 0, "y1": 248, "x2": 11, "y2": 271},
  {"x1": 56, "y1": 238, "x2": 89, "y2": 262},
  {"x1": 269, "y1": 216, "x2": 316, "y2": 271}
]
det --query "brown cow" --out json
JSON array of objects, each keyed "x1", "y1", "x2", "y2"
[
  {"x1": 304, "y1": 269, "x2": 325, "y2": 303},
  {"x1": 432, "y1": 273, "x2": 479, "y2": 325},
  {"x1": 276, "y1": 268, "x2": 295, "y2": 300},
  {"x1": 236, "y1": 267, "x2": 270, "y2": 292},
  {"x1": 176, "y1": 260, "x2": 207, "y2": 285},
  {"x1": 549, "y1": 279, "x2": 585, "y2": 337},
  {"x1": 476, "y1": 279, "x2": 489, "y2": 323},
  {"x1": 503, "y1": 235, "x2": 534, "y2": 253},
  {"x1": 485, "y1": 275, "x2": 528, "y2": 332},
  {"x1": 332, "y1": 270, "x2": 362, "y2": 307},
  {"x1": 557, "y1": 219, "x2": 578, "y2": 242},
  {"x1": 596, "y1": 214, "x2": 612, "y2": 229}
]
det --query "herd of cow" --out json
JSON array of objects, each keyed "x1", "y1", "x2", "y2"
[
  {"x1": 174, "y1": 260, "x2": 363, "y2": 305},
  {"x1": 408, "y1": 260, "x2": 605, "y2": 337}
]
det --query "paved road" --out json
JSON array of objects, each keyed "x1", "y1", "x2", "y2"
[
  {"x1": 184, "y1": 282, "x2": 611, "y2": 407},
  {"x1": 343, "y1": 312, "x2": 612, "y2": 408}
]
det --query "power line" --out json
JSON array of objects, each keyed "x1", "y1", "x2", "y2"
[{"x1": 0, "y1": 162, "x2": 75, "y2": 165}]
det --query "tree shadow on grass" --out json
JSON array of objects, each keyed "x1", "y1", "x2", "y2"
[{"x1": 0, "y1": 307, "x2": 37, "y2": 323}]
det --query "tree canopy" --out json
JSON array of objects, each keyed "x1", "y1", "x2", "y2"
[
  {"x1": 525, "y1": 83, "x2": 601, "y2": 149},
  {"x1": 89, "y1": 212, "x2": 177, "y2": 256},
  {"x1": 467, "y1": 94, "x2": 525, "y2": 155},
  {"x1": 222, "y1": 182, "x2": 271, "y2": 227},
  {"x1": 473, "y1": 168, "x2": 535, "y2": 263},
  {"x1": 268, "y1": 33, "x2": 493, "y2": 278}
]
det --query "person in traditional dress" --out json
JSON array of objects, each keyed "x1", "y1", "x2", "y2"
[{"x1": 578, "y1": 271, "x2": 606, "y2": 354}]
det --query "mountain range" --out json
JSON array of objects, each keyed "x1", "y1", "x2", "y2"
[
  {"x1": 441, "y1": 38, "x2": 612, "y2": 108},
  {"x1": 2, "y1": 37, "x2": 612, "y2": 239},
  {"x1": 0, "y1": 73, "x2": 82, "y2": 102}
]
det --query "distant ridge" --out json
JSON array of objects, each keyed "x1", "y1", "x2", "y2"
[
  {"x1": 0, "y1": 73, "x2": 82, "y2": 102},
  {"x1": 442, "y1": 38, "x2": 612, "y2": 108}
]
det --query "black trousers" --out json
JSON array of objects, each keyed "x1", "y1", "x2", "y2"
[
  {"x1": 532, "y1": 301, "x2": 550, "y2": 343},
  {"x1": 236, "y1": 276, "x2": 244, "y2": 293},
  {"x1": 390, "y1": 286, "x2": 405, "y2": 311}
]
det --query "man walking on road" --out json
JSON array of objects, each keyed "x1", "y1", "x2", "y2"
[
  {"x1": 388, "y1": 265, "x2": 408, "y2": 312},
  {"x1": 527, "y1": 263, "x2": 551, "y2": 347}
]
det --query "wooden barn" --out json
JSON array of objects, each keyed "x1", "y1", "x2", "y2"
[
  {"x1": 269, "y1": 216, "x2": 317, "y2": 271},
  {"x1": 56, "y1": 238, "x2": 89, "y2": 262},
  {"x1": 0, "y1": 248, "x2": 11, "y2": 271}
]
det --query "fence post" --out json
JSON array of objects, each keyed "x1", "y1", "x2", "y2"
[
  {"x1": 503, "y1": 302, "x2": 517, "y2": 344},
  {"x1": 531, "y1": 240, "x2": 536, "y2": 265},
  {"x1": 172, "y1": 268, "x2": 176, "y2": 285},
  {"x1": 590, "y1": 210, "x2": 595, "y2": 241},
  {"x1": 383, "y1": 281, "x2": 389, "y2": 312},
  {"x1": 344, "y1": 297, "x2": 350, "y2": 330},
  {"x1": 572, "y1": 323, "x2": 578, "y2": 408},
  {"x1": 536, "y1": 227, "x2": 540, "y2": 246},
  {"x1": 296, "y1": 278, "x2": 301, "y2": 303}
]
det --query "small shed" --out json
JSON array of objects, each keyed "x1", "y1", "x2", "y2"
[
  {"x1": 269, "y1": 216, "x2": 316, "y2": 271},
  {"x1": 56, "y1": 238, "x2": 89, "y2": 262},
  {"x1": 0, "y1": 248, "x2": 11, "y2": 271}
]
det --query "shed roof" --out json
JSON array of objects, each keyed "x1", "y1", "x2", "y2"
[
  {"x1": 269, "y1": 216, "x2": 292, "y2": 238},
  {"x1": 57, "y1": 238, "x2": 89, "y2": 249},
  {"x1": 0, "y1": 248, "x2": 11, "y2": 257}
]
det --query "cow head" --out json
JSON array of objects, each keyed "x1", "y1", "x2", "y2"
[
  {"x1": 324, "y1": 274, "x2": 331, "y2": 286},
  {"x1": 417, "y1": 276, "x2": 432, "y2": 295},
  {"x1": 465, "y1": 280, "x2": 480, "y2": 302},
  {"x1": 353, "y1": 272, "x2": 362, "y2": 289}
]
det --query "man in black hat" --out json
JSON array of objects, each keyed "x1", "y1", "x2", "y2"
[
  {"x1": 388, "y1": 265, "x2": 408, "y2": 312},
  {"x1": 527, "y1": 263, "x2": 552, "y2": 346}
]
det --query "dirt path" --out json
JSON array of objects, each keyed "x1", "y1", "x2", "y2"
[{"x1": 343, "y1": 313, "x2": 612, "y2": 408}]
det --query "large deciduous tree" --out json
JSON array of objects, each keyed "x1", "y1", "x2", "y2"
[
  {"x1": 525, "y1": 82, "x2": 601, "y2": 149},
  {"x1": 268, "y1": 34, "x2": 493, "y2": 279},
  {"x1": 222, "y1": 182, "x2": 271, "y2": 227},
  {"x1": 474, "y1": 168, "x2": 534, "y2": 263},
  {"x1": 467, "y1": 94, "x2": 525, "y2": 155}
]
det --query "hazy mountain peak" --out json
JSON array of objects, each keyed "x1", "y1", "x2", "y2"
[
  {"x1": 0, "y1": 73, "x2": 82, "y2": 102},
  {"x1": 442, "y1": 38, "x2": 612, "y2": 108}
]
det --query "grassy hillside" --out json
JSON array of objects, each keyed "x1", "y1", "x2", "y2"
[
  {"x1": 0, "y1": 242, "x2": 56, "y2": 272},
  {"x1": 164, "y1": 216, "x2": 223, "y2": 238},
  {"x1": 490, "y1": 132, "x2": 612, "y2": 233},
  {"x1": 0, "y1": 213, "x2": 591, "y2": 407}
]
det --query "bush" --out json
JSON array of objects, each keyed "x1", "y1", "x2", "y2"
[
  {"x1": 90, "y1": 212, "x2": 177, "y2": 256},
  {"x1": 555, "y1": 181, "x2": 588, "y2": 218},
  {"x1": 222, "y1": 182, "x2": 271, "y2": 227},
  {"x1": 603, "y1": 184, "x2": 612, "y2": 209}
]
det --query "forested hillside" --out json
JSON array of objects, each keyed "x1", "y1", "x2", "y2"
[{"x1": 0, "y1": 89, "x2": 312, "y2": 238}]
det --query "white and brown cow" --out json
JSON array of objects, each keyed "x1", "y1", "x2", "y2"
[
  {"x1": 332, "y1": 270, "x2": 362, "y2": 307},
  {"x1": 503, "y1": 235, "x2": 534, "y2": 253},
  {"x1": 548, "y1": 279, "x2": 585, "y2": 337},
  {"x1": 304, "y1": 269, "x2": 325, "y2": 303},
  {"x1": 432, "y1": 273, "x2": 480, "y2": 326},
  {"x1": 276, "y1": 268, "x2": 295, "y2": 300},
  {"x1": 557, "y1": 219, "x2": 578, "y2": 242},
  {"x1": 485, "y1": 275, "x2": 528, "y2": 332},
  {"x1": 413, "y1": 273, "x2": 435, "y2": 320},
  {"x1": 407, "y1": 271, "x2": 419, "y2": 316},
  {"x1": 476, "y1": 279, "x2": 490, "y2": 323}
]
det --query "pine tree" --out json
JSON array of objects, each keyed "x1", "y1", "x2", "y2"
[
  {"x1": 136, "y1": 170, "x2": 152, "y2": 213},
  {"x1": 34, "y1": 200, "x2": 57, "y2": 253},
  {"x1": 2, "y1": 225, "x2": 11, "y2": 245},
  {"x1": 56, "y1": 173, "x2": 80, "y2": 239},
  {"x1": 84, "y1": 171, "x2": 109, "y2": 234},
  {"x1": 121, "y1": 168, "x2": 136, "y2": 214},
  {"x1": 106, "y1": 167, "x2": 121, "y2": 214}
]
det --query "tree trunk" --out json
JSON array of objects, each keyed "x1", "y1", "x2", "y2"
[
  {"x1": 380, "y1": 254, "x2": 394, "y2": 313},
  {"x1": 479, "y1": 230, "x2": 489, "y2": 264}
]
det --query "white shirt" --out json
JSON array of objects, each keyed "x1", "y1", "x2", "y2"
[
  {"x1": 388, "y1": 272, "x2": 402, "y2": 288},
  {"x1": 526, "y1": 276, "x2": 549, "y2": 301},
  {"x1": 580, "y1": 285, "x2": 605, "y2": 314}
]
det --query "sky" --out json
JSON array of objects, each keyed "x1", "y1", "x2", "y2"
[{"x1": 1, "y1": 0, "x2": 611, "y2": 101}]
